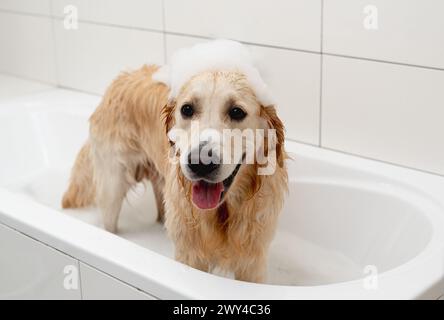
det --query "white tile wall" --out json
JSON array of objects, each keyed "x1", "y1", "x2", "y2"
[
  {"x1": 166, "y1": 34, "x2": 321, "y2": 144},
  {"x1": 323, "y1": 0, "x2": 444, "y2": 69},
  {"x1": 54, "y1": 20, "x2": 164, "y2": 94},
  {"x1": 51, "y1": 0, "x2": 163, "y2": 31},
  {"x1": 164, "y1": 0, "x2": 322, "y2": 52},
  {"x1": 322, "y1": 55, "x2": 444, "y2": 175},
  {"x1": 0, "y1": 12, "x2": 56, "y2": 83},
  {"x1": 252, "y1": 47, "x2": 320, "y2": 145},
  {"x1": 0, "y1": 0, "x2": 50, "y2": 15},
  {"x1": 1, "y1": 0, "x2": 444, "y2": 176}
]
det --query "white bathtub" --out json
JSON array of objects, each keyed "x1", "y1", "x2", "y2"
[{"x1": 1, "y1": 88, "x2": 444, "y2": 299}]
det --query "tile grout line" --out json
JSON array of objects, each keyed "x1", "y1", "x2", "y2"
[
  {"x1": 0, "y1": 9, "x2": 320, "y2": 55},
  {"x1": 0, "y1": 221, "x2": 83, "y2": 299},
  {"x1": 1, "y1": 68, "x2": 443, "y2": 180},
  {"x1": 319, "y1": 0, "x2": 324, "y2": 147},
  {"x1": 320, "y1": 145, "x2": 444, "y2": 179},
  {"x1": 319, "y1": 54, "x2": 323, "y2": 147},
  {"x1": 161, "y1": 0, "x2": 167, "y2": 63},
  {"x1": 323, "y1": 51, "x2": 444, "y2": 72},
  {"x1": 51, "y1": 15, "x2": 164, "y2": 34},
  {"x1": 163, "y1": 30, "x2": 322, "y2": 55},
  {"x1": 285, "y1": 137, "x2": 444, "y2": 179},
  {"x1": 5, "y1": 71, "x2": 442, "y2": 180},
  {"x1": 57, "y1": 84, "x2": 101, "y2": 96},
  {"x1": 49, "y1": 0, "x2": 59, "y2": 87},
  {"x1": 78, "y1": 260, "x2": 161, "y2": 299},
  {"x1": 1, "y1": 8, "x2": 444, "y2": 72},
  {"x1": 2, "y1": 4, "x2": 444, "y2": 180},
  {"x1": 0, "y1": 70, "x2": 56, "y2": 87},
  {"x1": 0, "y1": 8, "x2": 49, "y2": 18},
  {"x1": 77, "y1": 260, "x2": 84, "y2": 300},
  {"x1": 0, "y1": 221, "x2": 160, "y2": 299},
  {"x1": 0, "y1": 8, "x2": 321, "y2": 56}
]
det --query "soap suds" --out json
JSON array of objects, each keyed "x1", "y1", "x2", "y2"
[{"x1": 153, "y1": 39, "x2": 274, "y2": 106}]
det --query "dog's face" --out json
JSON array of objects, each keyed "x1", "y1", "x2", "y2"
[{"x1": 164, "y1": 70, "x2": 284, "y2": 210}]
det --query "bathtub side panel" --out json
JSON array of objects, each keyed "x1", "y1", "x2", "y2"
[
  {"x1": 0, "y1": 223, "x2": 81, "y2": 300},
  {"x1": 79, "y1": 262, "x2": 156, "y2": 300}
]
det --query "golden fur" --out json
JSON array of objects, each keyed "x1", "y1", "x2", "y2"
[{"x1": 62, "y1": 65, "x2": 288, "y2": 283}]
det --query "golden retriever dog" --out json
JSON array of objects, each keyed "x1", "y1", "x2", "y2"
[{"x1": 62, "y1": 40, "x2": 288, "y2": 283}]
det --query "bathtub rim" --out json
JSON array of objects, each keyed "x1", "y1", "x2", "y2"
[{"x1": 1, "y1": 140, "x2": 444, "y2": 299}]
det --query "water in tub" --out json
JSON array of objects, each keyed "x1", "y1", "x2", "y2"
[{"x1": 8, "y1": 168, "x2": 362, "y2": 286}]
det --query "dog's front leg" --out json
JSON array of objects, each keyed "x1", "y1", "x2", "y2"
[
  {"x1": 234, "y1": 253, "x2": 267, "y2": 283},
  {"x1": 175, "y1": 250, "x2": 210, "y2": 273},
  {"x1": 93, "y1": 147, "x2": 130, "y2": 234}
]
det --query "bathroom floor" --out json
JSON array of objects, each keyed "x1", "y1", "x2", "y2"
[{"x1": 1, "y1": 74, "x2": 363, "y2": 287}]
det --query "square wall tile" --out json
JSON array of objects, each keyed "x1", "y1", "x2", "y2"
[
  {"x1": 164, "y1": 0, "x2": 321, "y2": 52},
  {"x1": 54, "y1": 20, "x2": 164, "y2": 94},
  {"x1": 51, "y1": 0, "x2": 163, "y2": 31},
  {"x1": 166, "y1": 35, "x2": 321, "y2": 145},
  {"x1": 323, "y1": 0, "x2": 444, "y2": 69},
  {"x1": 0, "y1": 12, "x2": 56, "y2": 83},
  {"x1": 322, "y1": 55, "x2": 444, "y2": 175}
]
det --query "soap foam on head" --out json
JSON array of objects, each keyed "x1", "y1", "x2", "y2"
[{"x1": 153, "y1": 39, "x2": 274, "y2": 106}]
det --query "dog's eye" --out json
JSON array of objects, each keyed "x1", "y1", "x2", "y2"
[
  {"x1": 181, "y1": 104, "x2": 194, "y2": 118},
  {"x1": 228, "y1": 106, "x2": 247, "y2": 121}
]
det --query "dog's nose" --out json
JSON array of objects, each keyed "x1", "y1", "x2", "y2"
[{"x1": 187, "y1": 148, "x2": 220, "y2": 177}]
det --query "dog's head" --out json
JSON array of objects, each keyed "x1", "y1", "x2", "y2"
[{"x1": 162, "y1": 70, "x2": 285, "y2": 210}]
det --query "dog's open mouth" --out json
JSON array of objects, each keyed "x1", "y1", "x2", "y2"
[{"x1": 191, "y1": 163, "x2": 241, "y2": 210}]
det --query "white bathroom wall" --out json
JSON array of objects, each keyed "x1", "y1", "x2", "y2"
[
  {"x1": 165, "y1": 34, "x2": 321, "y2": 145},
  {"x1": 164, "y1": 0, "x2": 322, "y2": 52},
  {"x1": 323, "y1": 0, "x2": 444, "y2": 69},
  {"x1": 53, "y1": 20, "x2": 164, "y2": 94},
  {"x1": 0, "y1": 0, "x2": 51, "y2": 16},
  {"x1": 322, "y1": 56, "x2": 444, "y2": 175},
  {"x1": 51, "y1": 0, "x2": 165, "y2": 94},
  {"x1": 0, "y1": 0, "x2": 443, "y2": 176},
  {"x1": 0, "y1": 10, "x2": 56, "y2": 83},
  {"x1": 51, "y1": 0, "x2": 164, "y2": 31}
]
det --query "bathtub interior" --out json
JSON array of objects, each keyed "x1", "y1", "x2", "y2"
[{"x1": 0, "y1": 90, "x2": 433, "y2": 287}]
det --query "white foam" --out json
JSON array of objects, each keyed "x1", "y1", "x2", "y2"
[{"x1": 153, "y1": 39, "x2": 274, "y2": 106}]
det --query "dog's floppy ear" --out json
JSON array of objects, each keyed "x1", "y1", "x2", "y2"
[
  {"x1": 161, "y1": 99, "x2": 176, "y2": 135},
  {"x1": 260, "y1": 105, "x2": 286, "y2": 168}
]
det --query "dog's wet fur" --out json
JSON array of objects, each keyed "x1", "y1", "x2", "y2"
[{"x1": 62, "y1": 65, "x2": 288, "y2": 283}]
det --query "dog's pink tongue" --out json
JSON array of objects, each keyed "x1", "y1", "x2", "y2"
[{"x1": 192, "y1": 181, "x2": 224, "y2": 210}]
